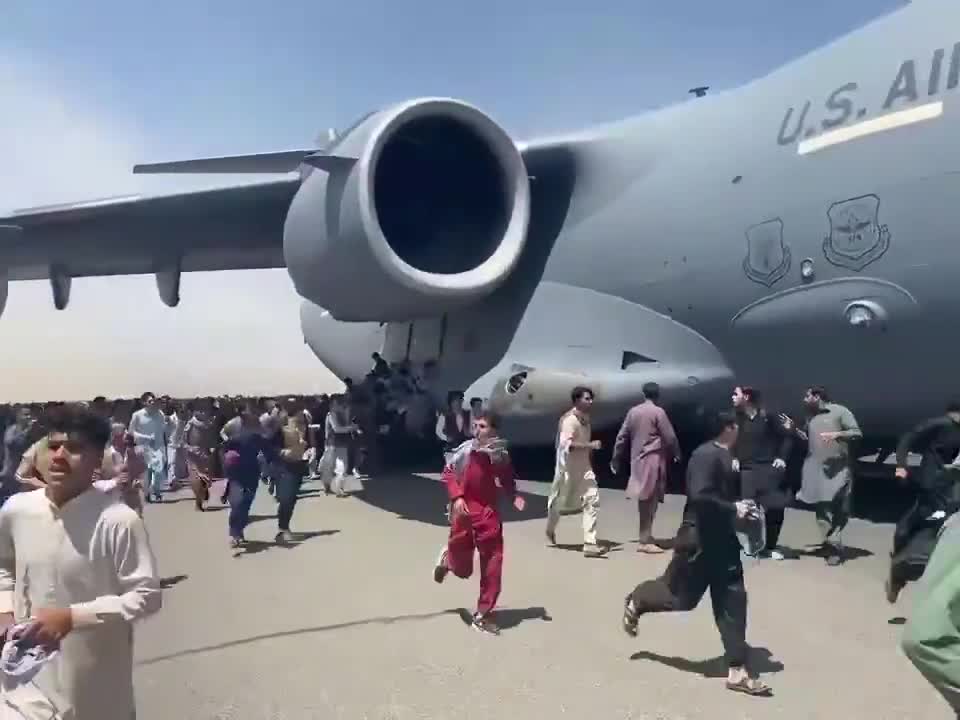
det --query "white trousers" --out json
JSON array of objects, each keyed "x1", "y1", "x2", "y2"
[
  {"x1": 546, "y1": 482, "x2": 600, "y2": 546},
  {"x1": 320, "y1": 446, "x2": 350, "y2": 494}
]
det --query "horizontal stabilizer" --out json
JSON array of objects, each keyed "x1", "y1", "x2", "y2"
[{"x1": 133, "y1": 149, "x2": 317, "y2": 175}]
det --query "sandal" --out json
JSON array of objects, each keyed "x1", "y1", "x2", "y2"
[
  {"x1": 726, "y1": 677, "x2": 772, "y2": 697},
  {"x1": 622, "y1": 595, "x2": 639, "y2": 637}
]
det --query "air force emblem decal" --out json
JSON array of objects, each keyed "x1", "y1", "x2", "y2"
[
  {"x1": 743, "y1": 218, "x2": 791, "y2": 287},
  {"x1": 823, "y1": 194, "x2": 891, "y2": 271}
]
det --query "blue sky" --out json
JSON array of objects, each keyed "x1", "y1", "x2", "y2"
[{"x1": 0, "y1": 0, "x2": 902, "y2": 400}]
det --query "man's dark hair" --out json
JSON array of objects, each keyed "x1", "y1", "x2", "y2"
[
  {"x1": 447, "y1": 390, "x2": 464, "y2": 405},
  {"x1": 469, "y1": 397, "x2": 483, "y2": 407},
  {"x1": 92, "y1": 396, "x2": 107, "y2": 404},
  {"x1": 45, "y1": 404, "x2": 110, "y2": 450},
  {"x1": 709, "y1": 410, "x2": 738, "y2": 438},
  {"x1": 642, "y1": 382, "x2": 661, "y2": 401},
  {"x1": 474, "y1": 409, "x2": 500, "y2": 429},
  {"x1": 739, "y1": 386, "x2": 761, "y2": 405},
  {"x1": 808, "y1": 386, "x2": 829, "y2": 402},
  {"x1": 141, "y1": 391, "x2": 155, "y2": 402},
  {"x1": 571, "y1": 386, "x2": 594, "y2": 403}
]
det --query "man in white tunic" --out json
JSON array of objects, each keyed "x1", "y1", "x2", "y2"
[
  {"x1": 0, "y1": 405, "x2": 161, "y2": 719},
  {"x1": 128, "y1": 392, "x2": 167, "y2": 503},
  {"x1": 546, "y1": 386, "x2": 607, "y2": 558}
]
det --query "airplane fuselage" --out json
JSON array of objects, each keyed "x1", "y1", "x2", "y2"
[
  {"x1": 307, "y1": 0, "x2": 960, "y2": 444},
  {"x1": 535, "y1": 2, "x2": 960, "y2": 437}
]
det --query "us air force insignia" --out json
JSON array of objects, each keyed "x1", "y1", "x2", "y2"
[
  {"x1": 743, "y1": 218, "x2": 791, "y2": 287},
  {"x1": 822, "y1": 194, "x2": 891, "y2": 271}
]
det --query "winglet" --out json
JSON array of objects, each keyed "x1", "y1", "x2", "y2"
[{"x1": 302, "y1": 153, "x2": 357, "y2": 174}]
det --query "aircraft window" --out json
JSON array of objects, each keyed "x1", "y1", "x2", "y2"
[
  {"x1": 506, "y1": 371, "x2": 528, "y2": 394},
  {"x1": 621, "y1": 351, "x2": 656, "y2": 370}
]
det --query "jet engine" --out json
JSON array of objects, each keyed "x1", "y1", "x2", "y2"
[{"x1": 283, "y1": 98, "x2": 531, "y2": 321}]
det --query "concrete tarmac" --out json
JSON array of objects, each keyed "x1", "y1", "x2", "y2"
[{"x1": 134, "y1": 472, "x2": 952, "y2": 719}]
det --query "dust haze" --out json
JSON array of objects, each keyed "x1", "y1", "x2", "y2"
[{"x1": 0, "y1": 56, "x2": 342, "y2": 402}]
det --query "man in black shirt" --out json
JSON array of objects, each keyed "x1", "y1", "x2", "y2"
[
  {"x1": 886, "y1": 402, "x2": 960, "y2": 603},
  {"x1": 622, "y1": 411, "x2": 772, "y2": 697},
  {"x1": 732, "y1": 386, "x2": 792, "y2": 560}
]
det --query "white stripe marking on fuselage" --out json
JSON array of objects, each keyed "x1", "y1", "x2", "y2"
[{"x1": 797, "y1": 101, "x2": 943, "y2": 156}]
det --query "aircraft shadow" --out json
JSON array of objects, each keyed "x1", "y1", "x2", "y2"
[
  {"x1": 629, "y1": 646, "x2": 784, "y2": 678},
  {"x1": 137, "y1": 608, "x2": 462, "y2": 666},
  {"x1": 355, "y1": 472, "x2": 547, "y2": 527}
]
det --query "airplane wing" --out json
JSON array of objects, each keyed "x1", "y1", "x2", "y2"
[{"x1": 0, "y1": 177, "x2": 300, "y2": 284}]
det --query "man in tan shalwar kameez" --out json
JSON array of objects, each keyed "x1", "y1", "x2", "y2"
[
  {"x1": 546, "y1": 386, "x2": 607, "y2": 558},
  {"x1": 611, "y1": 382, "x2": 680, "y2": 554}
]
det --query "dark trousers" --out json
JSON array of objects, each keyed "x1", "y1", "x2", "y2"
[
  {"x1": 765, "y1": 508, "x2": 784, "y2": 549},
  {"x1": 228, "y1": 482, "x2": 257, "y2": 540},
  {"x1": 741, "y1": 466, "x2": 787, "y2": 550},
  {"x1": 629, "y1": 548, "x2": 749, "y2": 667},
  {"x1": 277, "y1": 461, "x2": 305, "y2": 531}
]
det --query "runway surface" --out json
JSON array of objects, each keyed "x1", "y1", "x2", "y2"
[{"x1": 133, "y1": 472, "x2": 951, "y2": 719}]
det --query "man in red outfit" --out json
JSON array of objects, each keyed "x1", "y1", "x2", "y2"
[{"x1": 433, "y1": 411, "x2": 525, "y2": 635}]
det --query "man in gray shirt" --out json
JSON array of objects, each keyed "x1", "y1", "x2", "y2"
[{"x1": 781, "y1": 386, "x2": 862, "y2": 566}]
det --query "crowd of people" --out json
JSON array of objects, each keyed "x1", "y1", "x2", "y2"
[
  {"x1": 435, "y1": 380, "x2": 960, "y2": 708},
  {"x1": 1, "y1": 366, "x2": 960, "y2": 716}
]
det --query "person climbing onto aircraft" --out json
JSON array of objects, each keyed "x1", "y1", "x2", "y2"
[
  {"x1": 547, "y1": 386, "x2": 607, "y2": 558},
  {"x1": 432, "y1": 411, "x2": 525, "y2": 635},
  {"x1": 886, "y1": 402, "x2": 960, "y2": 603}
]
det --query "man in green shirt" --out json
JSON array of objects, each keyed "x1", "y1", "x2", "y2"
[
  {"x1": 902, "y1": 514, "x2": 960, "y2": 715},
  {"x1": 781, "y1": 386, "x2": 862, "y2": 566}
]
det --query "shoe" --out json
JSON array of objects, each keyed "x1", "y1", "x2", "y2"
[
  {"x1": 584, "y1": 543, "x2": 608, "y2": 558},
  {"x1": 826, "y1": 554, "x2": 843, "y2": 567},
  {"x1": 545, "y1": 530, "x2": 556, "y2": 547},
  {"x1": 637, "y1": 543, "x2": 664, "y2": 554},
  {"x1": 433, "y1": 548, "x2": 449, "y2": 584},
  {"x1": 229, "y1": 537, "x2": 243, "y2": 549},
  {"x1": 275, "y1": 530, "x2": 295, "y2": 544},
  {"x1": 759, "y1": 548, "x2": 785, "y2": 561},
  {"x1": 471, "y1": 613, "x2": 500, "y2": 635}
]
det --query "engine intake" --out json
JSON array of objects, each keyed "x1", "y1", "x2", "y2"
[{"x1": 283, "y1": 98, "x2": 530, "y2": 321}]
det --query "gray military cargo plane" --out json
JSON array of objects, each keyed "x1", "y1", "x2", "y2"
[{"x1": 1, "y1": 0, "x2": 955, "y2": 446}]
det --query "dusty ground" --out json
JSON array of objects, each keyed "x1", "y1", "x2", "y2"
[{"x1": 133, "y1": 472, "x2": 951, "y2": 719}]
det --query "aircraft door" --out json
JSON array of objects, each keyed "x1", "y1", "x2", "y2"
[{"x1": 381, "y1": 315, "x2": 448, "y2": 364}]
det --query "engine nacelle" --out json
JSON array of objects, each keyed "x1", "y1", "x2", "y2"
[{"x1": 283, "y1": 98, "x2": 530, "y2": 321}]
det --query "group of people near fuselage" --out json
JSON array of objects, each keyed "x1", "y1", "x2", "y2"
[
  {"x1": 432, "y1": 379, "x2": 960, "y2": 709},
  {"x1": 2, "y1": 375, "x2": 960, "y2": 714}
]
